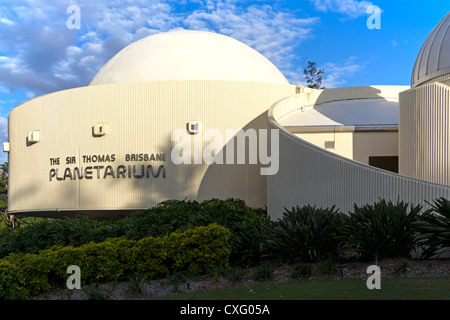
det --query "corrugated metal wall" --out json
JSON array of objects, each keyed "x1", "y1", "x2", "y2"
[
  {"x1": 8, "y1": 80, "x2": 295, "y2": 216},
  {"x1": 399, "y1": 82, "x2": 450, "y2": 186},
  {"x1": 420, "y1": 74, "x2": 450, "y2": 86},
  {"x1": 267, "y1": 86, "x2": 450, "y2": 219}
]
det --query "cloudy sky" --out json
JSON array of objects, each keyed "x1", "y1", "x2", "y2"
[{"x1": 0, "y1": 0, "x2": 449, "y2": 163}]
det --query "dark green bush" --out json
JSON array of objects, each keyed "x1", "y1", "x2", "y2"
[
  {"x1": 267, "y1": 205, "x2": 342, "y2": 262},
  {"x1": 317, "y1": 256, "x2": 338, "y2": 275},
  {"x1": 415, "y1": 197, "x2": 450, "y2": 258},
  {"x1": 0, "y1": 199, "x2": 268, "y2": 266},
  {"x1": 291, "y1": 263, "x2": 312, "y2": 279},
  {"x1": 0, "y1": 260, "x2": 29, "y2": 300},
  {"x1": 0, "y1": 224, "x2": 230, "y2": 300},
  {"x1": 0, "y1": 217, "x2": 122, "y2": 258},
  {"x1": 339, "y1": 199, "x2": 422, "y2": 259},
  {"x1": 121, "y1": 198, "x2": 270, "y2": 266},
  {"x1": 253, "y1": 261, "x2": 275, "y2": 281}
]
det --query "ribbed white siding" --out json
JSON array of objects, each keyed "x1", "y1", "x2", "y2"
[
  {"x1": 399, "y1": 83, "x2": 450, "y2": 186},
  {"x1": 420, "y1": 74, "x2": 450, "y2": 86},
  {"x1": 267, "y1": 87, "x2": 450, "y2": 219},
  {"x1": 8, "y1": 80, "x2": 295, "y2": 216}
]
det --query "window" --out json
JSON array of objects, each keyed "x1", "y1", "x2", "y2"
[{"x1": 369, "y1": 156, "x2": 398, "y2": 173}]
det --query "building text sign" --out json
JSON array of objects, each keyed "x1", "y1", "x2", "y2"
[{"x1": 48, "y1": 153, "x2": 166, "y2": 181}]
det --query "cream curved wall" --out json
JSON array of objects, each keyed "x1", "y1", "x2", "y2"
[
  {"x1": 399, "y1": 82, "x2": 450, "y2": 186},
  {"x1": 8, "y1": 80, "x2": 295, "y2": 216},
  {"x1": 267, "y1": 86, "x2": 450, "y2": 219}
]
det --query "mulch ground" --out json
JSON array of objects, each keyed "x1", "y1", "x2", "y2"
[{"x1": 32, "y1": 257, "x2": 450, "y2": 300}]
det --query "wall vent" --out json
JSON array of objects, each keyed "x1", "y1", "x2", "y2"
[
  {"x1": 93, "y1": 123, "x2": 108, "y2": 136},
  {"x1": 324, "y1": 141, "x2": 335, "y2": 149},
  {"x1": 28, "y1": 130, "x2": 40, "y2": 143},
  {"x1": 187, "y1": 121, "x2": 202, "y2": 134}
]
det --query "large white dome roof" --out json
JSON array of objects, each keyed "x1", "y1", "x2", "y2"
[
  {"x1": 90, "y1": 30, "x2": 289, "y2": 86},
  {"x1": 412, "y1": 12, "x2": 450, "y2": 87}
]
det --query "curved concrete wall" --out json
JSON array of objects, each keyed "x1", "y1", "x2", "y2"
[
  {"x1": 267, "y1": 86, "x2": 450, "y2": 219},
  {"x1": 8, "y1": 80, "x2": 295, "y2": 217}
]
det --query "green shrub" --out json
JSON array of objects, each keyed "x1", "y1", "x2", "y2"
[
  {"x1": 126, "y1": 272, "x2": 143, "y2": 295},
  {"x1": 291, "y1": 264, "x2": 312, "y2": 279},
  {"x1": 0, "y1": 198, "x2": 267, "y2": 266},
  {"x1": 121, "y1": 198, "x2": 270, "y2": 266},
  {"x1": 207, "y1": 265, "x2": 244, "y2": 283},
  {"x1": 161, "y1": 224, "x2": 231, "y2": 274},
  {"x1": 394, "y1": 261, "x2": 410, "y2": 275},
  {"x1": 0, "y1": 224, "x2": 230, "y2": 300},
  {"x1": 414, "y1": 197, "x2": 450, "y2": 258},
  {"x1": 0, "y1": 216, "x2": 122, "y2": 258},
  {"x1": 2, "y1": 238, "x2": 140, "y2": 296},
  {"x1": 267, "y1": 205, "x2": 342, "y2": 262},
  {"x1": 317, "y1": 256, "x2": 338, "y2": 276},
  {"x1": 231, "y1": 216, "x2": 270, "y2": 266},
  {"x1": 0, "y1": 213, "x2": 12, "y2": 231},
  {"x1": 339, "y1": 199, "x2": 422, "y2": 259},
  {"x1": 0, "y1": 260, "x2": 29, "y2": 299},
  {"x1": 253, "y1": 261, "x2": 275, "y2": 281},
  {"x1": 83, "y1": 283, "x2": 111, "y2": 300}
]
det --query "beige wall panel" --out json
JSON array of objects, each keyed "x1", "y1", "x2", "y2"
[
  {"x1": 399, "y1": 83, "x2": 450, "y2": 186},
  {"x1": 295, "y1": 132, "x2": 353, "y2": 159},
  {"x1": 352, "y1": 132, "x2": 398, "y2": 164},
  {"x1": 8, "y1": 80, "x2": 295, "y2": 215},
  {"x1": 296, "y1": 131, "x2": 398, "y2": 165}
]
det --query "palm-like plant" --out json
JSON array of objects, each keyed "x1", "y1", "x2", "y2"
[
  {"x1": 339, "y1": 199, "x2": 422, "y2": 259},
  {"x1": 267, "y1": 205, "x2": 342, "y2": 262},
  {"x1": 415, "y1": 197, "x2": 450, "y2": 258}
]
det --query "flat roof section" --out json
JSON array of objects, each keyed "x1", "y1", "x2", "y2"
[{"x1": 278, "y1": 98, "x2": 399, "y2": 128}]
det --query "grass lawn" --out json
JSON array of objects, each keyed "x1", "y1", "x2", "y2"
[{"x1": 155, "y1": 276, "x2": 450, "y2": 300}]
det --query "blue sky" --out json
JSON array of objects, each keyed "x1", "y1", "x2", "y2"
[{"x1": 0, "y1": 0, "x2": 449, "y2": 163}]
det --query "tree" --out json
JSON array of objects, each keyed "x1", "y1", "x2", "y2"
[
  {"x1": 0, "y1": 162, "x2": 15, "y2": 229},
  {"x1": 303, "y1": 59, "x2": 325, "y2": 89}
]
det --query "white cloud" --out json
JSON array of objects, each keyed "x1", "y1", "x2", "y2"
[
  {"x1": 321, "y1": 56, "x2": 364, "y2": 88},
  {"x1": 0, "y1": 0, "x2": 320, "y2": 94},
  {"x1": 182, "y1": 1, "x2": 319, "y2": 79},
  {"x1": 0, "y1": 85, "x2": 9, "y2": 93},
  {"x1": 309, "y1": 0, "x2": 374, "y2": 19},
  {"x1": 0, "y1": 116, "x2": 7, "y2": 164},
  {"x1": 0, "y1": 17, "x2": 14, "y2": 25},
  {"x1": 0, "y1": 116, "x2": 7, "y2": 142},
  {"x1": 0, "y1": 0, "x2": 175, "y2": 95},
  {"x1": 0, "y1": 56, "x2": 29, "y2": 74},
  {"x1": 25, "y1": 91, "x2": 35, "y2": 99},
  {"x1": 0, "y1": 6, "x2": 16, "y2": 26}
]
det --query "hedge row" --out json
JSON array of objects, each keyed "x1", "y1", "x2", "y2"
[
  {"x1": 0, "y1": 198, "x2": 266, "y2": 266},
  {"x1": 0, "y1": 224, "x2": 230, "y2": 300}
]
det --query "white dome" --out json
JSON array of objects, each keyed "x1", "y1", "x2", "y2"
[
  {"x1": 412, "y1": 12, "x2": 450, "y2": 87},
  {"x1": 90, "y1": 30, "x2": 289, "y2": 86}
]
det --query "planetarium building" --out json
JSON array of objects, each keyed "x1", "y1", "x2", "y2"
[{"x1": 5, "y1": 13, "x2": 450, "y2": 219}]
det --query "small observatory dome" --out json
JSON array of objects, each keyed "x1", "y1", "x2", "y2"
[
  {"x1": 411, "y1": 12, "x2": 450, "y2": 87},
  {"x1": 90, "y1": 30, "x2": 289, "y2": 86}
]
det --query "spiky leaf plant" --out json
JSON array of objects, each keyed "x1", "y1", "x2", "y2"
[
  {"x1": 339, "y1": 199, "x2": 422, "y2": 260},
  {"x1": 267, "y1": 205, "x2": 342, "y2": 262},
  {"x1": 415, "y1": 197, "x2": 450, "y2": 258}
]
